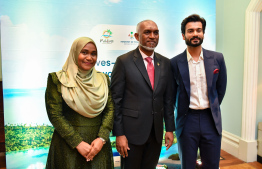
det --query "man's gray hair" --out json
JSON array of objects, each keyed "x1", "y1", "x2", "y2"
[{"x1": 136, "y1": 20, "x2": 156, "y2": 33}]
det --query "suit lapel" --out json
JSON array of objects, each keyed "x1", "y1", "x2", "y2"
[
  {"x1": 203, "y1": 48, "x2": 214, "y2": 91},
  {"x1": 133, "y1": 48, "x2": 152, "y2": 89},
  {"x1": 177, "y1": 50, "x2": 190, "y2": 99},
  {"x1": 153, "y1": 53, "x2": 161, "y2": 91}
]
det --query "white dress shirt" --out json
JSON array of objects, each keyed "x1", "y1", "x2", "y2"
[{"x1": 187, "y1": 49, "x2": 210, "y2": 109}]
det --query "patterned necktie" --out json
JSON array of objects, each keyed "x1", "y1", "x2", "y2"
[{"x1": 145, "y1": 57, "x2": 154, "y2": 89}]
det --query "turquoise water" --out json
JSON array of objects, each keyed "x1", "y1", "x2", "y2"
[
  {"x1": 3, "y1": 88, "x2": 51, "y2": 125},
  {"x1": 6, "y1": 147, "x2": 49, "y2": 169},
  {"x1": 159, "y1": 143, "x2": 178, "y2": 160},
  {"x1": 6, "y1": 143, "x2": 178, "y2": 169}
]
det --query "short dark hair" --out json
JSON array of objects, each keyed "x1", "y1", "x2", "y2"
[{"x1": 181, "y1": 14, "x2": 206, "y2": 35}]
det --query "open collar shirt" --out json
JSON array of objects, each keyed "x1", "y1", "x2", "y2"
[{"x1": 187, "y1": 48, "x2": 210, "y2": 109}]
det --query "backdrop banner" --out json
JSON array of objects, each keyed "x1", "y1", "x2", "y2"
[{"x1": 0, "y1": 0, "x2": 216, "y2": 168}]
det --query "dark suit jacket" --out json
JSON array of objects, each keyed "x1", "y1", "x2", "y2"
[
  {"x1": 111, "y1": 47, "x2": 175, "y2": 145},
  {"x1": 170, "y1": 48, "x2": 227, "y2": 138}
]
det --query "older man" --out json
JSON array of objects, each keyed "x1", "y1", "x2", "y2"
[{"x1": 111, "y1": 20, "x2": 175, "y2": 169}]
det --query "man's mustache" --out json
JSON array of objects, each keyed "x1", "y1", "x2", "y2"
[{"x1": 190, "y1": 36, "x2": 201, "y2": 41}]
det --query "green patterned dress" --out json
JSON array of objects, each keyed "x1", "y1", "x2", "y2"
[{"x1": 45, "y1": 73, "x2": 114, "y2": 169}]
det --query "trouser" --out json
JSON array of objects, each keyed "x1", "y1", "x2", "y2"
[
  {"x1": 121, "y1": 127, "x2": 162, "y2": 169},
  {"x1": 178, "y1": 108, "x2": 221, "y2": 169}
]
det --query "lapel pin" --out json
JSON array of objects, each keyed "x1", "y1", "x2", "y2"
[{"x1": 157, "y1": 62, "x2": 160, "y2": 66}]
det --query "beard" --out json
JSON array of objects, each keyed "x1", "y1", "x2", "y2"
[
  {"x1": 185, "y1": 36, "x2": 203, "y2": 47},
  {"x1": 139, "y1": 42, "x2": 156, "y2": 51}
]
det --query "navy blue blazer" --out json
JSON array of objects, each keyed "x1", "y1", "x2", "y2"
[{"x1": 170, "y1": 48, "x2": 227, "y2": 138}]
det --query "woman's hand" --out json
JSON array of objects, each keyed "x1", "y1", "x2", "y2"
[
  {"x1": 86, "y1": 138, "x2": 104, "y2": 161},
  {"x1": 76, "y1": 141, "x2": 92, "y2": 158}
]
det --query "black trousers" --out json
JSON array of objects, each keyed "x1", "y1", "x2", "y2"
[{"x1": 121, "y1": 127, "x2": 162, "y2": 169}]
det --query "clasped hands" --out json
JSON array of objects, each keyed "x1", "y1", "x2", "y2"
[{"x1": 76, "y1": 138, "x2": 104, "y2": 162}]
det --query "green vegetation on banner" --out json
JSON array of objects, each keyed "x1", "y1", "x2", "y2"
[{"x1": 5, "y1": 124, "x2": 54, "y2": 152}]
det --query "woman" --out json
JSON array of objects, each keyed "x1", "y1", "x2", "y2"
[{"x1": 45, "y1": 37, "x2": 114, "y2": 168}]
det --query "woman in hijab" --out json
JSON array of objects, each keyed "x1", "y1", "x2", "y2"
[{"x1": 45, "y1": 37, "x2": 114, "y2": 168}]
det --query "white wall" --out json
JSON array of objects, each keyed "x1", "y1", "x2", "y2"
[{"x1": 256, "y1": 12, "x2": 262, "y2": 139}]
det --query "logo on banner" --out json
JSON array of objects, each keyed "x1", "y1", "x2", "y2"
[
  {"x1": 120, "y1": 31, "x2": 138, "y2": 45},
  {"x1": 100, "y1": 29, "x2": 114, "y2": 44},
  {"x1": 128, "y1": 32, "x2": 134, "y2": 39}
]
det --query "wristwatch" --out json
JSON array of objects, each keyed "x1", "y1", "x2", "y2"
[{"x1": 99, "y1": 137, "x2": 106, "y2": 144}]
